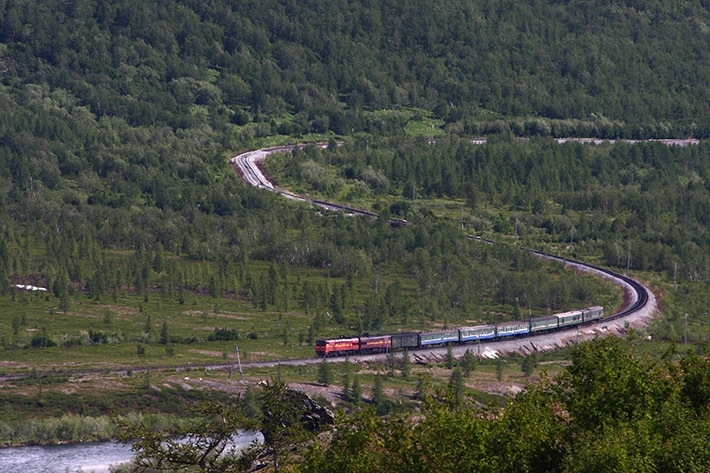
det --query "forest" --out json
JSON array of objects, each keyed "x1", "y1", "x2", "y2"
[
  {"x1": 267, "y1": 138, "x2": 710, "y2": 282},
  {"x1": 2, "y1": 0, "x2": 710, "y2": 471},
  {"x1": 2, "y1": 0, "x2": 710, "y2": 141}
]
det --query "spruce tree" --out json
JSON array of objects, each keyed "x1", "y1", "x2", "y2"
[
  {"x1": 317, "y1": 358, "x2": 334, "y2": 386},
  {"x1": 351, "y1": 376, "x2": 362, "y2": 405},
  {"x1": 401, "y1": 349, "x2": 411, "y2": 378}
]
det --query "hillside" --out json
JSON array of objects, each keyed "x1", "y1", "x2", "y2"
[
  {"x1": 1, "y1": 0, "x2": 709, "y2": 360},
  {"x1": 2, "y1": 0, "x2": 710, "y2": 140},
  {"x1": 5, "y1": 1, "x2": 710, "y2": 465}
]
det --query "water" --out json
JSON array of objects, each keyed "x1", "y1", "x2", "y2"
[
  {"x1": 0, "y1": 441, "x2": 134, "y2": 473},
  {"x1": 0, "y1": 431, "x2": 263, "y2": 473}
]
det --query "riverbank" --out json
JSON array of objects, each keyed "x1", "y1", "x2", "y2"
[{"x1": 0, "y1": 378, "x2": 242, "y2": 447}]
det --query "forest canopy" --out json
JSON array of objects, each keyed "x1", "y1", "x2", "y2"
[{"x1": 2, "y1": 0, "x2": 710, "y2": 139}]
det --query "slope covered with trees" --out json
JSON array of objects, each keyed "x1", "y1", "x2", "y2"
[
  {"x1": 4, "y1": 0, "x2": 710, "y2": 463},
  {"x1": 2, "y1": 0, "x2": 710, "y2": 139},
  {"x1": 268, "y1": 138, "x2": 710, "y2": 283}
]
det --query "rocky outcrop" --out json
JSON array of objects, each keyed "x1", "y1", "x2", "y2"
[{"x1": 290, "y1": 389, "x2": 335, "y2": 432}]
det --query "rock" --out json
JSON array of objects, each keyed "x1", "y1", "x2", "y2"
[{"x1": 285, "y1": 388, "x2": 335, "y2": 432}]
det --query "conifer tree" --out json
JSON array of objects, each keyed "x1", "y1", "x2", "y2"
[{"x1": 317, "y1": 358, "x2": 334, "y2": 386}]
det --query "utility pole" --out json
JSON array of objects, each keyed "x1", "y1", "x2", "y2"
[
  {"x1": 684, "y1": 314, "x2": 688, "y2": 345},
  {"x1": 236, "y1": 345, "x2": 243, "y2": 380},
  {"x1": 229, "y1": 344, "x2": 244, "y2": 380},
  {"x1": 674, "y1": 262, "x2": 677, "y2": 290}
]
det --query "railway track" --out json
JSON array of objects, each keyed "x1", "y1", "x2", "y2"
[
  {"x1": 231, "y1": 145, "x2": 658, "y2": 359},
  {"x1": 529, "y1": 249, "x2": 652, "y2": 322},
  {"x1": 230, "y1": 145, "x2": 399, "y2": 222},
  {"x1": 0, "y1": 148, "x2": 657, "y2": 383}
]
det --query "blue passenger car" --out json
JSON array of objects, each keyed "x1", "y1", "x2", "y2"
[
  {"x1": 459, "y1": 325, "x2": 496, "y2": 342},
  {"x1": 419, "y1": 329, "x2": 460, "y2": 346},
  {"x1": 496, "y1": 321, "x2": 530, "y2": 338}
]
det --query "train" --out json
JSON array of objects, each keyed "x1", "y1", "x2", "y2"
[{"x1": 315, "y1": 305, "x2": 603, "y2": 357}]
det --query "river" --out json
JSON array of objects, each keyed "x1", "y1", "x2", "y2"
[{"x1": 0, "y1": 431, "x2": 263, "y2": 473}]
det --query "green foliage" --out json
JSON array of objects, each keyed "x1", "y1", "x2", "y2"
[
  {"x1": 5, "y1": 2, "x2": 710, "y2": 464},
  {"x1": 30, "y1": 328, "x2": 56, "y2": 348},
  {"x1": 2, "y1": 0, "x2": 710, "y2": 142},
  {"x1": 114, "y1": 399, "x2": 257, "y2": 473},
  {"x1": 446, "y1": 369, "x2": 465, "y2": 409},
  {"x1": 521, "y1": 352, "x2": 538, "y2": 377},
  {"x1": 350, "y1": 376, "x2": 362, "y2": 406},
  {"x1": 165, "y1": 344, "x2": 175, "y2": 357},
  {"x1": 143, "y1": 370, "x2": 152, "y2": 390},
  {"x1": 461, "y1": 349, "x2": 477, "y2": 377},
  {"x1": 159, "y1": 320, "x2": 169, "y2": 345},
  {"x1": 316, "y1": 358, "x2": 334, "y2": 386},
  {"x1": 446, "y1": 343, "x2": 454, "y2": 370},
  {"x1": 259, "y1": 378, "x2": 321, "y2": 470},
  {"x1": 208, "y1": 327, "x2": 239, "y2": 342},
  {"x1": 680, "y1": 347, "x2": 710, "y2": 415},
  {"x1": 240, "y1": 386, "x2": 261, "y2": 420},
  {"x1": 559, "y1": 337, "x2": 664, "y2": 431},
  {"x1": 401, "y1": 349, "x2": 411, "y2": 379},
  {"x1": 301, "y1": 402, "x2": 495, "y2": 473},
  {"x1": 299, "y1": 337, "x2": 710, "y2": 473}
]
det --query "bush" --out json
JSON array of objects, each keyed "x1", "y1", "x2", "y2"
[
  {"x1": 207, "y1": 327, "x2": 239, "y2": 341},
  {"x1": 30, "y1": 332, "x2": 56, "y2": 348}
]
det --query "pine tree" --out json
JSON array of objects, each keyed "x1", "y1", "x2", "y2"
[
  {"x1": 160, "y1": 320, "x2": 169, "y2": 345},
  {"x1": 60, "y1": 287, "x2": 71, "y2": 314},
  {"x1": 342, "y1": 372, "x2": 351, "y2": 402},
  {"x1": 350, "y1": 376, "x2": 362, "y2": 405},
  {"x1": 317, "y1": 358, "x2": 334, "y2": 386},
  {"x1": 143, "y1": 370, "x2": 151, "y2": 389},
  {"x1": 521, "y1": 352, "x2": 538, "y2": 376},
  {"x1": 448, "y1": 369, "x2": 465, "y2": 408},
  {"x1": 446, "y1": 343, "x2": 454, "y2": 369},
  {"x1": 414, "y1": 375, "x2": 428, "y2": 401},
  {"x1": 401, "y1": 349, "x2": 411, "y2": 378},
  {"x1": 371, "y1": 374, "x2": 384, "y2": 405},
  {"x1": 144, "y1": 314, "x2": 152, "y2": 341},
  {"x1": 461, "y1": 349, "x2": 477, "y2": 377}
]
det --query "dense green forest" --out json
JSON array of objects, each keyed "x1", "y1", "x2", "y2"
[
  {"x1": 5, "y1": 0, "x2": 710, "y2": 469},
  {"x1": 267, "y1": 138, "x2": 710, "y2": 282},
  {"x1": 2, "y1": 0, "x2": 710, "y2": 140}
]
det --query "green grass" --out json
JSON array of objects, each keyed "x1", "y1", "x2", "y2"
[{"x1": 0, "y1": 256, "x2": 453, "y2": 371}]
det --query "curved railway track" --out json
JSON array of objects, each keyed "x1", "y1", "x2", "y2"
[
  {"x1": 230, "y1": 145, "x2": 401, "y2": 221},
  {"x1": 231, "y1": 146, "x2": 658, "y2": 359},
  {"x1": 0, "y1": 147, "x2": 658, "y2": 383},
  {"x1": 528, "y1": 249, "x2": 652, "y2": 322}
]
